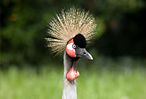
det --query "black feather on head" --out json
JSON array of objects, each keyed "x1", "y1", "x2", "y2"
[{"x1": 73, "y1": 34, "x2": 87, "y2": 48}]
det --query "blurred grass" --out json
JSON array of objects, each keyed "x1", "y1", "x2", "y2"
[{"x1": 0, "y1": 58, "x2": 146, "y2": 99}]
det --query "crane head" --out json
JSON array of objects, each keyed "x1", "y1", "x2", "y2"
[
  {"x1": 65, "y1": 34, "x2": 93, "y2": 81},
  {"x1": 66, "y1": 34, "x2": 93, "y2": 60}
]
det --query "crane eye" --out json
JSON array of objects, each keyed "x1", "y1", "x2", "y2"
[{"x1": 72, "y1": 44, "x2": 76, "y2": 49}]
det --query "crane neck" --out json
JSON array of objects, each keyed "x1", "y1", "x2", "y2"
[{"x1": 62, "y1": 52, "x2": 77, "y2": 99}]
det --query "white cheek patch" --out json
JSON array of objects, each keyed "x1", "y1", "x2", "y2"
[
  {"x1": 66, "y1": 42, "x2": 76, "y2": 58},
  {"x1": 67, "y1": 43, "x2": 74, "y2": 50}
]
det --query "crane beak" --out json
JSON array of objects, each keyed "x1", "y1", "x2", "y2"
[
  {"x1": 76, "y1": 48, "x2": 93, "y2": 60},
  {"x1": 82, "y1": 49, "x2": 93, "y2": 60}
]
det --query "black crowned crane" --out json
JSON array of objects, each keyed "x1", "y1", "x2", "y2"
[{"x1": 46, "y1": 8, "x2": 96, "y2": 99}]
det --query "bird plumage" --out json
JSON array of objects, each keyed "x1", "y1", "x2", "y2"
[
  {"x1": 47, "y1": 7, "x2": 96, "y2": 99},
  {"x1": 47, "y1": 8, "x2": 96, "y2": 54}
]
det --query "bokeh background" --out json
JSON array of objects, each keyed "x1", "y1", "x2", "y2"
[{"x1": 0, "y1": 0, "x2": 146, "y2": 99}]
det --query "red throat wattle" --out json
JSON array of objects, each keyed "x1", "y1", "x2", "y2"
[
  {"x1": 66, "y1": 66, "x2": 80, "y2": 81},
  {"x1": 66, "y1": 39, "x2": 79, "y2": 81}
]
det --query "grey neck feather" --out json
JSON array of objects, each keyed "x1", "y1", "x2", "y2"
[{"x1": 62, "y1": 52, "x2": 77, "y2": 99}]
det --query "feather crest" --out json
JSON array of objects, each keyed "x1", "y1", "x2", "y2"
[{"x1": 47, "y1": 8, "x2": 96, "y2": 54}]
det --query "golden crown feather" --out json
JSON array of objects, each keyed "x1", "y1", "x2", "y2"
[{"x1": 46, "y1": 8, "x2": 96, "y2": 54}]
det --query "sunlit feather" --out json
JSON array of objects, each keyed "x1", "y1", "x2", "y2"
[{"x1": 47, "y1": 8, "x2": 96, "y2": 54}]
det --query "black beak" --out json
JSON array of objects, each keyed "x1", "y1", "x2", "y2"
[{"x1": 76, "y1": 48, "x2": 93, "y2": 60}]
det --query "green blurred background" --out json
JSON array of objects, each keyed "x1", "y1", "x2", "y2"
[{"x1": 0, "y1": 0, "x2": 146, "y2": 99}]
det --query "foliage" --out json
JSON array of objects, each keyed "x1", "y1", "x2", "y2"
[
  {"x1": 0, "y1": 0, "x2": 146, "y2": 66},
  {"x1": 0, "y1": 59, "x2": 146, "y2": 99}
]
